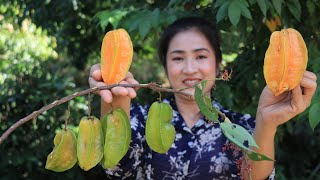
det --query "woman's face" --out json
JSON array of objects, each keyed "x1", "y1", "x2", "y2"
[{"x1": 166, "y1": 29, "x2": 217, "y2": 96}]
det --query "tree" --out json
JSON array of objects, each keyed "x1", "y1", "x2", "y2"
[{"x1": 0, "y1": 0, "x2": 319, "y2": 179}]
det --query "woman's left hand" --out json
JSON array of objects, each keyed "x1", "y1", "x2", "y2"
[{"x1": 256, "y1": 71, "x2": 317, "y2": 130}]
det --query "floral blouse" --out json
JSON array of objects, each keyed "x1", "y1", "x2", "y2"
[{"x1": 103, "y1": 96, "x2": 275, "y2": 180}]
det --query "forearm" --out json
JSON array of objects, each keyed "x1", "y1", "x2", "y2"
[
  {"x1": 250, "y1": 121, "x2": 276, "y2": 179},
  {"x1": 101, "y1": 96, "x2": 131, "y2": 118},
  {"x1": 245, "y1": 113, "x2": 276, "y2": 180}
]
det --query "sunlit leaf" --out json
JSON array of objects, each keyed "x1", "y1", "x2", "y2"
[
  {"x1": 224, "y1": 116, "x2": 232, "y2": 123},
  {"x1": 95, "y1": 11, "x2": 111, "y2": 29},
  {"x1": 96, "y1": 10, "x2": 128, "y2": 29},
  {"x1": 220, "y1": 122, "x2": 258, "y2": 150}
]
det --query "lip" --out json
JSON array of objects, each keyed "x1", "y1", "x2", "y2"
[{"x1": 182, "y1": 78, "x2": 202, "y2": 87}]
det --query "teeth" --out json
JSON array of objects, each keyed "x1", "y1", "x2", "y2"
[{"x1": 183, "y1": 80, "x2": 200, "y2": 86}]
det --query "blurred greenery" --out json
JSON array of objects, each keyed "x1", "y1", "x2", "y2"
[{"x1": 0, "y1": 0, "x2": 319, "y2": 179}]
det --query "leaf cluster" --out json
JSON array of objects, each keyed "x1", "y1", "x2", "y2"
[{"x1": 0, "y1": 0, "x2": 320, "y2": 179}]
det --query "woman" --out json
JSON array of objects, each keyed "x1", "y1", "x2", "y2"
[{"x1": 89, "y1": 17, "x2": 317, "y2": 179}]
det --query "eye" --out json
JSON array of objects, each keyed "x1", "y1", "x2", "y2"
[
  {"x1": 172, "y1": 57, "x2": 183, "y2": 61},
  {"x1": 196, "y1": 55, "x2": 207, "y2": 60}
]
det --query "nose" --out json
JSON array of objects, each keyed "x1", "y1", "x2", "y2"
[{"x1": 182, "y1": 59, "x2": 197, "y2": 74}]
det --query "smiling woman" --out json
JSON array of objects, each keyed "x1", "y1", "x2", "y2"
[
  {"x1": 165, "y1": 29, "x2": 217, "y2": 99},
  {"x1": 88, "y1": 16, "x2": 317, "y2": 179}
]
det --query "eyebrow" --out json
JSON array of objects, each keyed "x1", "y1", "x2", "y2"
[{"x1": 169, "y1": 48, "x2": 210, "y2": 54}]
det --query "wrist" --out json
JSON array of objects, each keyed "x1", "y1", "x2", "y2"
[{"x1": 255, "y1": 109, "x2": 277, "y2": 136}]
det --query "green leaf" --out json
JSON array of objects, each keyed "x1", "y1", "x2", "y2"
[
  {"x1": 220, "y1": 122, "x2": 259, "y2": 150},
  {"x1": 272, "y1": 0, "x2": 283, "y2": 15},
  {"x1": 309, "y1": 103, "x2": 320, "y2": 131},
  {"x1": 247, "y1": 151, "x2": 274, "y2": 161},
  {"x1": 150, "y1": 8, "x2": 160, "y2": 27},
  {"x1": 139, "y1": 20, "x2": 151, "y2": 39},
  {"x1": 95, "y1": 10, "x2": 128, "y2": 29},
  {"x1": 307, "y1": 0, "x2": 315, "y2": 15},
  {"x1": 228, "y1": 1, "x2": 241, "y2": 26},
  {"x1": 214, "y1": 0, "x2": 226, "y2": 8},
  {"x1": 239, "y1": 2, "x2": 252, "y2": 20},
  {"x1": 239, "y1": 0, "x2": 249, "y2": 7},
  {"x1": 127, "y1": 13, "x2": 144, "y2": 32},
  {"x1": 257, "y1": 0, "x2": 267, "y2": 16},
  {"x1": 200, "y1": 0, "x2": 211, "y2": 7},
  {"x1": 216, "y1": 1, "x2": 230, "y2": 23},
  {"x1": 287, "y1": 0, "x2": 301, "y2": 21},
  {"x1": 108, "y1": 10, "x2": 128, "y2": 28},
  {"x1": 194, "y1": 81, "x2": 219, "y2": 122},
  {"x1": 168, "y1": 0, "x2": 184, "y2": 7},
  {"x1": 95, "y1": 11, "x2": 111, "y2": 29},
  {"x1": 248, "y1": 0, "x2": 256, "y2": 5}
]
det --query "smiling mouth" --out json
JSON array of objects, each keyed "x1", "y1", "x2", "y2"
[{"x1": 183, "y1": 79, "x2": 201, "y2": 87}]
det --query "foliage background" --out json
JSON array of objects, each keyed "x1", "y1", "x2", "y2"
[{"x1": 0, "y1": 0, "x2": 319, "y2": 179}]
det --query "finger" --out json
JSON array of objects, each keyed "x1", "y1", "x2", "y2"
[
  {"x1": 88, "y1": 77, "x2": 106, "y2": 90},
  {"x1": 124, "y1": 73, "x2": 138, "y2": 98},
  {"x1": 304, "y1": 71, "x2": 317, "y2": 81},
  {"x1": 300, "y1": 76, "x2": 317, "y2": 106},
  {"x1": 88, "y1": 77, "x2": 113, "y2": 101},
  {"x1": 90, "y1": 64, "x2": 103, "y2": 81},
  {"x1": 117, "y1": 81, "x2": 136, "y2": 98},
  {"x1": 126, "y1": 77, "x2": 139, "y2": 90},
  {"x1": 111, "y1": 81, "x2": 130, "y2": 96},
  {"x1": 121, "y1": 78, "x2": 137, "y2": 98},
  {"x1": 88, "y1": 77, "x2": 100, "y2": 90},
  {"x1": 125, "y1": 72, "x2": 140, "y2": 91},
  {"x1": 127, "y1": 88, "x2": 137, "y2": 99},
  {"x1": 126, "y1": 72, "x2": 134, "y2": 79},
  {"x1": 290, "y1": 85, "x2": 305, "y2": 113},
  {"x1": 301, "y1": 76, "x2": 317, "y2": 95},
  {"x1": 126, "y1": 76, "x2": 139, "y2": 85},
  {"x1": 100, "y1": 90, "x2": 112, "y2": 103}
]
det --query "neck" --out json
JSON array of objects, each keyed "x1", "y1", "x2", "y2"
[{"x1": 174, "y1": 93, "x2": 203, "y2": 128}]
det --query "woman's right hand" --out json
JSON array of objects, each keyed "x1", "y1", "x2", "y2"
[{"x1": 88, "y1": 64, "x2": 139, "y2": 103}]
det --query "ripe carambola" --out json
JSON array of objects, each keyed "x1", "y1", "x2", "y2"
[
  {"x1": 263, "y1": 28, "x2": 308, "y2": 96},
  {"x1": 146, "y1": 102, "x2": 175, "y2": 154},
  {"x1": 101, "y1": 28, "x2": 133, "y2": 84},
  {"x1": 45, "y1": 128, "x2": 77, "y2": 172},
  {"x1": 101, "y1": 108, "x2": 131, "y2": 168},
  {"x1": 77, "y1": 116, "x2": 104, "y2": 171}
]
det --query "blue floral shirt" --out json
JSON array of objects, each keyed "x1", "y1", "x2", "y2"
[{"x1": 104, "y1": 96, "x2": 275, "y2": 179}]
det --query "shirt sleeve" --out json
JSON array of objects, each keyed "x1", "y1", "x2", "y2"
[{"x1": 103, "y1": 102, "x2": 148, "y2": 179}]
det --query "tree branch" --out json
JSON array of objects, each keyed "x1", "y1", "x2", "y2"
[{"x1": 0, "y1": 83, "x2": 193, "y2": 145}]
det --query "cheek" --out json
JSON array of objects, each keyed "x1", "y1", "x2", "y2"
[
  {"x1": 201, "y1": 62, "x2": 216, "y2": 91},
  {"x1": 201, "y1": 64, "x2": 216, "y2": 78},
  {"x1": 166, "y1": 63, "x2": 180, "y2": 79}
]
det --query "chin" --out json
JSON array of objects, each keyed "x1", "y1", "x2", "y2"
[{"x1": 181, "y1": 88, "x2": 195, "y2": 96}]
